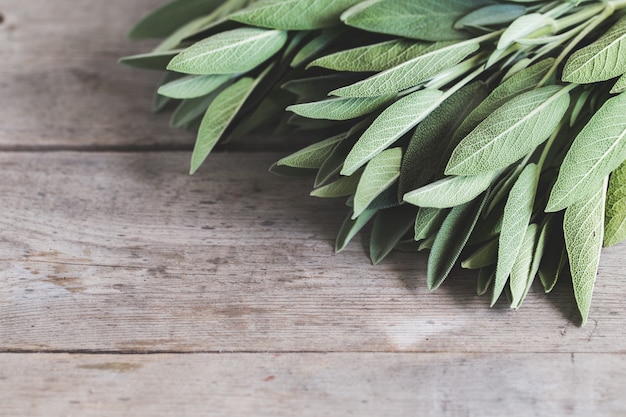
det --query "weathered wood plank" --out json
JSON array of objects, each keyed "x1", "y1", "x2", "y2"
[
  {"x1": 1, "y1": 352, "x2": 624, "y2": 417},
  {"x1": 0, "y1": 0, "x2": 192, "y2": 148},
  {"x1": 1, "y1": 152, "x2": 625, "y2": 352}
]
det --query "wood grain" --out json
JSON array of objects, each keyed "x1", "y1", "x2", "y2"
[
  {"x1": 0, "y1": 0, "x2": 191, "y2": 148},
  {"x1": 2, "y1": 152, "x2": 625, "y2": 353},
  {"x1": 1, "y1": 352, "x2": 625, "y2": 417}
]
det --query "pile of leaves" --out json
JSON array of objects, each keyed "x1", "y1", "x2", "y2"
[{"x1": 123, "y1": 0, "x2": 626, "y2": 325}]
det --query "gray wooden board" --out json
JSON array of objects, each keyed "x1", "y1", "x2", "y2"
[
  {"x1": 1, "y1": 352, "x2": 625, "y2": 417},
  {"x1": 0, "y1": 0, "x2": 193, "y2": 148},
  {"x1": 1, "y1": 152, "x2": 625, "y2": 353}
]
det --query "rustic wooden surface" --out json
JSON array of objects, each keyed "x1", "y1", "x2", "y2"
[{"x1": 1, "y1": 1, "x2": 626, "y2": 416}]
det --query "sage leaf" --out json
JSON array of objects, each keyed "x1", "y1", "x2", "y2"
[
  {"x1": 336, "y1": 208, "x2": 377, "y2": 252},
  {"x1": 287, "y1": 95, "x2": 394, "y2": 121},
  {"x1": 547, "y1": 91, "x2": 626, "y2": 212},
  {"x1": 403, "y1": 171, "x2": 497, "y2": 209},
  {"x1": 129, "y1": 0, "x2": 224, "y2": 39},
  {"x1": 604, "y1": 159, "x2": 626, "y2": 247},
  {"x1": 341, "y1": 89, "x2": 444, "y2": 175},
  {"x1": 477, "y1": 266, "x2": 496, "y2": 296},
  {"x1": 539, "y1": 245, "x2": 566, "y2": 293},
  {"x1": 308, "y1": 40, "x2": 432, "y2": 72},
  {"x1": 275, "y1": 133, "x2": 346, "y2": 169},
  {"x1": 563, "y1": 16, "x2": 626, "y2": 84},
  {"x1": 497, "y1": 13, "x2": 555, "y2": 50},
  {"x1": 167, "y1": 28, "x2": 287, "y2": 75},
  {"x1": 461, "y1": 238, "x2": 498, "y2": 269},
  {"x1": 492, "y1": 163, "x2": 538, "y2": 306},
  {"x1": 414, "y1": 207, "x2": 447, "y2": 241},
  {"x1": 190, "y1": 77, "x2": 255, "y2": 174},
  {"x1": 342, "y1": 0, "x2": 494, "y2": 41},
  {"x1": 563, "y1": 178, "x2": 607, "y2": 326},
  {"x1": 370, "y1": 206, "x2": 417, "y2": 265},
  {"x1": 230, "y1": 0, "x2": 362, "y2": 30},
  {"x1": 330, "y1": 41, "x2": 479, "y2": 97},
  {"x1": 446, "y1": 85, "x2": 570, "y2": 176},
  {"x1": 291, "y1": 28, "x2": 345, "y2": 67},
  {"x1": 454, "y1": 4, "x2": 526, "y2": 30},
  {"x1": 120, "y1": 50, "x2": 183, "y2": 70},
  {"x1": 611, "y1": 74, "x2": 626, "y2": 94},
  {"x1": 509, "y1": 223, "x2": 538, "y2": 309},
  {"x1": 401, "y1": 81, "x2": 489, "y2": 196},
  {"x1": 282, "y1": 73, "x2": 367, "y2": 101},
  {"x1": 158, "y1": 74, "x2": 231, "y2": 99},
  {"x1": 450, "y1": 58, "x2": 554, "y2": 149},
  {"x1": 171, "y1": 93, "x2": 220, "y2": 128},
  {"x1": 353, "y1": 148, "x2": 402, "y2": 218},
  {"x1": 310, "y1": 171, "x2": 363, "y2": 198},
  {"x1": 428, "y1": 191, "x2": 489, "y2": 290}
]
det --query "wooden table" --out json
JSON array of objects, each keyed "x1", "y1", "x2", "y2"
[{"x1": 1, "y1": 1, "x2": 625, "y2": 415}]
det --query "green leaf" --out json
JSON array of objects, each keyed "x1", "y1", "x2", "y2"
[
  {"x1": 547, "y1": 92, "x2": 626, "y2": 212},
  {"x1": 477, "y1": 266, "x2": 496, "y2": 296},
  {"x1": 446, "y1": 85, "x2": 571, "y2": 176},
  {"x1": 403, "y1": 171, "x2": 497, "y2": 209},
  {"x1": 342, "y1": 0, "x2": 494, "y2": 41},
  {"x1": 450, "y1": 58, "x2": 554, "y2": 150},
  {"x1": 230, "y1": 0, "x2": 362, "y2": 30},
  {"x1": 563, "y1": 178, "x2": 607, "y2": 326},
  {"x1": 604, "y1": 159, "x2": 626, "y2": 247},
  {"x1": 497, "y1": 13, "x2": 555, "y2": 50},
  {"x1": 336, "y1": 208, "x2": 377, "y2": 252},
  {"x1": 310, "y1": 171, "x2": 363, "y2": 198},
  {"x1": 171, "y1": 93, "x2": 220, "y2": 128},
  {"x1": 414, "y1": 207, "x2": 447, "y2": 241},
  {"x1": 308, "y1": 40, "x2": 432, "y2": 72},
  {"x1": 370, "y1": 205, "x2": 417, "y2": 265},
  {"x1": 401, "y1": 81, "x2": 490, "y2": 197},
  {"x1": 427, "y1": 191, "x2": 489, "y2": 290},
  {"x1": 287, "y1": 95, "x2": 394, "y2": 121},
  {"x1": 158, "y1": 74, "x2": 231, "y2": 99},
  {"x1": 461, "y1": 238, "x2": 498, "y2": 269},
  {"x1": 119, "y1": 50, "x2": 183, "y2": 70},
  {"x1": 454, "y1": 4, "x2": 526, "y2": 30},
  {"x1": 282, "y1": 73, "x2": 367, "y2": 101},
  {"x1": 353, "y1": 148, "x2": 402, "y2": 218},
  {"x1": 563, "y1": 16, "x2": 626, "y2": 84},
  {"x1": 330, "y1": 41, "x2": 479, "y2": 97},
  {"x1": 492, "y1": 163, "x2": 538, "y2": 306},
  {"x1": 190, "y1": 77, "x2": 256, "y2": 174},
  {"x1": 167, "y1": 28, "x2": 287, "y2": 75},
  {"x1": 128, "y1": 0, "x2": 224, "y2": 39},
  {"x1": 539, "y1": 244, "x2": 566, "y2": 294},
  {"x1": 275, "y1": 133, "x2": 346, "y2": 170},
  {"x1": 341, "y1": 89, "x2": 444, "y2": 175},
  {"x1": 509, "y1": 223, "x2": 539, "y2": 309},
  {"x1": 290, "y1": 28, "x2": 345, "y2": 67},
  {"x1": 152, "y1": 72, "x2": 183, "y2": 113},
  {"x1": 611, "y1": 74, "x2": 626, "y2": 94}
]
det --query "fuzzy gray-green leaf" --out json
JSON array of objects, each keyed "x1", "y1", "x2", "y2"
[
  {"x1": 167, "y1": 28, "x2": 287, "y2": 75},
  {"x1": 370, "y1": 206, "x2": 417, "y2": 265},
  {"x1": 308, "y1": 40, "x2": 432, "y2": 72},
  {"x1": 230, "y1": 0, "x2": 362, "y2": 30},
  {"x1": 427, "y1": 192, "x2": 488, "y2": 290},
  {"x1": 276, "y1": 133, "x2": 346, "y2": 170},
  {"x1": 461, "y1": 238, "x2": 498, "y2": 269},
  {"x1": 341, "y1": 89, "x2": 444, "y2": 175},
  {"x1": 454, "y1": 4, "x2": 526, "y2": 30},
  {"x1": 509, "y1": 223, "x2": 538, "y2": 309},
  {"x1": 446, "y1": 85, "x2": 570, "y2": 176},
  {"x1": 129, "y1": 0, "x2": 224, "y2": 39},
  {"x1": 414, "y1": 207, "x2": 447, "y2": 241},
  {"x1": 611, "y1": 74, "x2": 626, "y2": 94},
  {"x1": 311, "y1": 171, "x2": 363, "y2": 198},
  {"x1": 336, "y1": 208, "x2": 377, "y2": 252},
  {"x1": 353, "y1": 148, "x2": 402, "y2": 218},
  {"x1": 604, "y1": 159, "x2": 626, "y2": 247},
  {"x1": 563, "y1": 16, "x2": 626, "y2": 84},
  {"x1": 563, "y1": 178, "x2": 607, "y2": 326},
  {"x1": 342, "y1": 0, "x2": 494, "y2": 41},
  {"x1": 330, "y1": 42, "x2": 479, "y2": 97},
  {"x1": 403, "y1": 171, "x2": 497, "y2": 209},
  {"x1": 190, "y1": 77, "x2": 255, "y2": 174},
  {"x1": 547, "y1": 92, "x2": 626, "y2": 212},
  {"x1": 158, "y1": 74, "x2": 231, "y2": 99},
  {"x1": 287, "y1": 95, "x2": 393, "y2": 121},
  {"x1": 492, "y1": 163, "x2": 538, "y2": 306}
]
